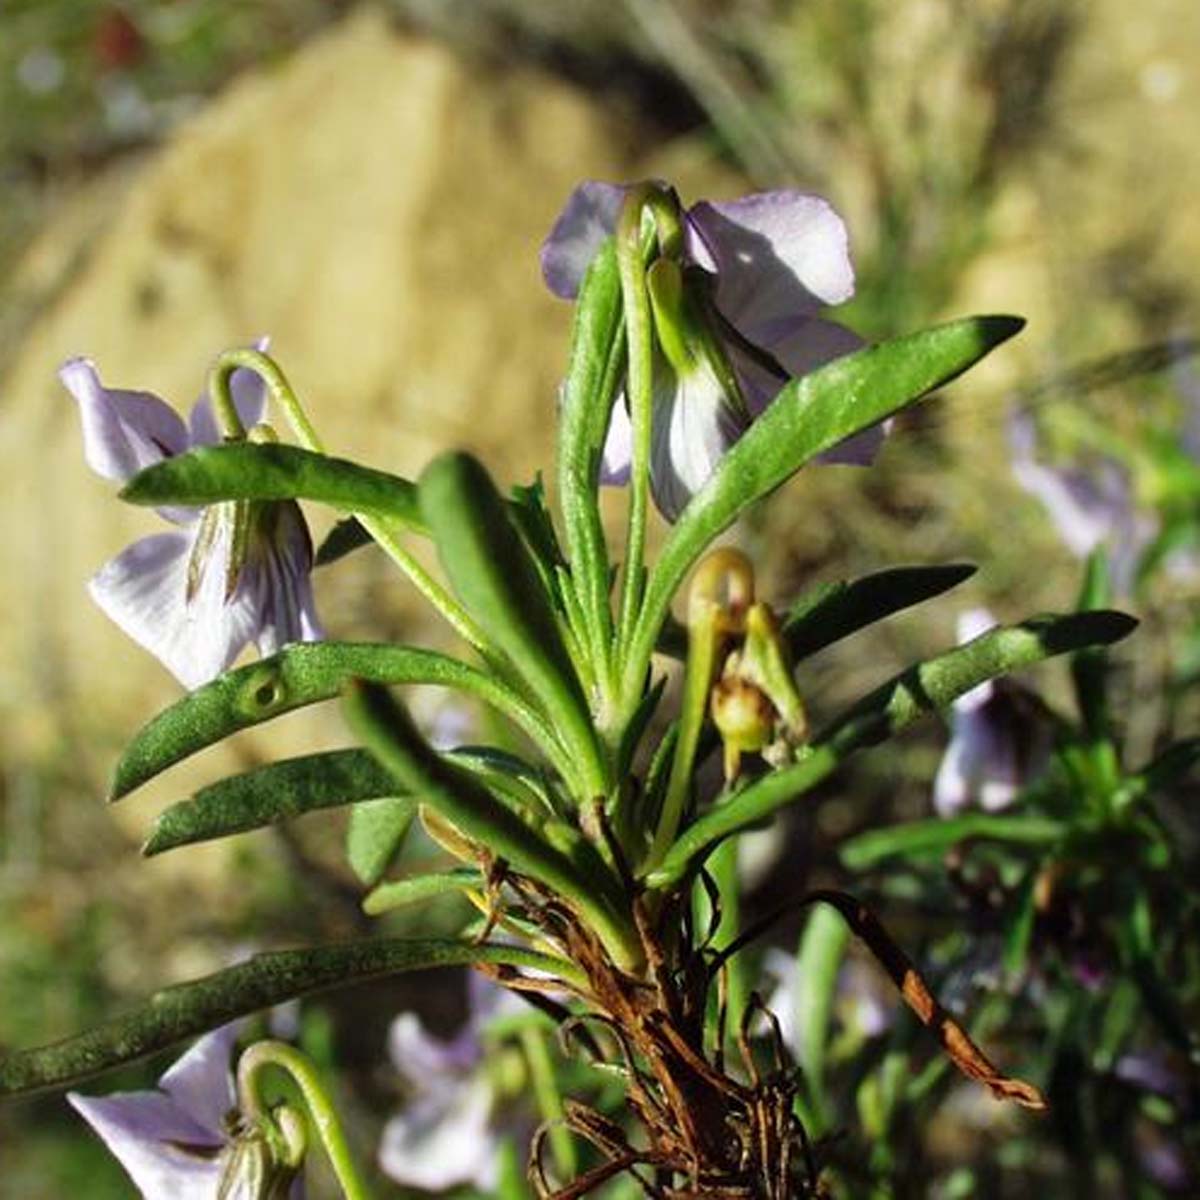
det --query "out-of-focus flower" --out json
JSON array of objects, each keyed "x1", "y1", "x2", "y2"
[
  {"x1": 541, "y1": 182, "x2": 873, "y2": 520},
  {"x1": 933, "y1": 609, "x2": 1051, "y2": 817},
  {"x1": 379, "y1": 973, "x2": 526, "y2": 1192},
  {"x1": 61, "y1": 353, "x2": 322, "y2": 689},
  {"x1": 763, "y1": 948, "x2": 892, "y2": 1061},
  {"x1": 68, "y1": 1024, "x2": 302, "y2": 1198},
  {"x1": 1008, "y1": 408, "x2": 1154, "y2": 594}
]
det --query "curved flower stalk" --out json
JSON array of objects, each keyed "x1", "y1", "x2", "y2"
[
  {"x1": 69, "y1": 1023, "x2": 305, "y2": 1198},
  {"x1": 61, "y1": 354, "x2": 322, "y2": 688},
  {"x1": 542, "y1": 181, "x2": 875, "y2": 520},
  {"x1": 933, "y1": 609, "x2": 1051, "y2": 816},
  {"x1": 378, "y1": 973, "x2": 529, "y2": 1193}
]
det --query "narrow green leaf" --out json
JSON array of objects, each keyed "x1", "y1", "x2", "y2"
[
  {"x1": 363, "y1": 868, "x2": 481, "y2": 915},
  {"x1": 624, "y1": 316, "x2": 1025, "y2": 700},
  {"x1": 315, "y1": 517, "x2": 374, "y2": 566},
  {"x1": 793, "y1": 905, "x2": 851, "y2": 1134},
  {"x1": 346, "y1": 797, "x2": 416, "y2": 887},
  {"x1": 0, "y1": 939, "x2": 582, "y2": 1097},
  {"x1": 344, "y1": 682, "x2": 635, "y2": 967},
  {"x1": 557, "y1": 237, "x2": 623, "y2": 660},
  {"x1": 144, "y1": 749, "x2": 400, "y2": 856},
  {"x1": 419, "y1": 453, "x2": 606, "y2": 795},
  {"x1": 784, "y1": 564, "x2": 977, "y2": 661},
  {"x1": 111, "y1": 643, "x2": 558, "y2": 801},
  {"x1": 840, "y1": 813, "x2": 1067, "y2": 871},
  {"x1": 121, "y1": 443, "x2": 426, "y2": 532},
  {"x1": 647, "y1": 610, "x2": 1135, "y2": 888}
]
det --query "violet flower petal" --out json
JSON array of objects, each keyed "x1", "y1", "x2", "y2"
[
  {"x1": 388, "y1": 1012, "x2": 483, "y2": 1079},
  {"x1": 378, "y1": 1077, "x2": 498, "y2": 1192},
  {"x1": 60, "y1": 357, "x2": 189, "y2": 483},
  {"x1": 159, "y1": 1023, "x2": 241, "y2": 1136},
  {"x1": 68, "y1": 1090, "x2": 227, "y2": 1197},
  {"x1": 599, "y1": 395, "x2": 634, "y2": 485},
  {"x1": 685, "y1": 192, "x2": 855, "y2": 338},
  {"x1": 540, "y1": 180, "x2": 628, "y2": 299}
]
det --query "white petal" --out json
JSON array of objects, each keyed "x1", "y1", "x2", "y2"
[
  {"x1": 686, "y1": 192, "x2": 855, "y2": 336},
  {"x1": 60, "y1": 357, "x2": 188, "y2": 483},
  {"x1": 159, "y1": 1024, "x2": 240, "y2": 1136},
  {"x1": 540, "y1": 181, "x2": 627, "y2": 299},
  {"x1": 599, "y1": 395, "x2": 633, "y2": 485},
  {"x1": 378, "y1": 1078, "x2": 498, "y2": 1191},
  {"x1": 650, "y1": 363, "x2": 746, "y2": 521},
  {"x1": 189, "y1": 337, "x2": 271, "y2": 446},
  {"x1": 68, "y1": 1090, "x2": 226, "y2": 1198},
  {"x1": 89, "y1": 525, "x2": 258, "y2": 690}
]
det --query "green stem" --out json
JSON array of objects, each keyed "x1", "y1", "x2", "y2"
[
  {"x1": 207, "y1": 348, "x2": 495, "y2": 656},
  {"x1": 237, "y1": 1040, "x2": 375, "y2": 1200},
  {"x1": 520, "y1": 1025, "x2": 577, "y2": 1182}
]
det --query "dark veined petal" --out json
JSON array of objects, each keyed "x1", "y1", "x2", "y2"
[{"x1": 243, "y1": 500, "x2": 324, "y2": 657}]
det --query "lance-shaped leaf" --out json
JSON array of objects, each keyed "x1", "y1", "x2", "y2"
[
  {"x1": 623, "y1": 316, "x2": 1025, "y2": 700},
  {"x1": 111, "y1": 643, "x2": 559, "y2": 801},
  {"x1": 145, "y1": 745, "x2": 552, "y2": 858},
  {"x1": 557, "y1": 237, "x2": 623, "y2": 656},
  {"x1": 344, "y1": 681, "x2": 635, "y2": 966},
  {"x1": 121, "y1": 442, "x2": 426, "y2": 532},
  {"x1": 793, "y1": 905, "x2": 851, "y2": 1133},
  {"x1": 784, "y1": 563, "x2": 976, "y2": 661},
  {"x1": 315, "y1": 516, "x2": 374, "y2": 566},
  {"x1": 840, "y1": 813, "x2": 1067, "y2": 872},
  {"x1": 419, "y1": 453, "x2": 607, "y2": 796},
  {"x1": 144, "y1": 748, "x2": 401, "y2": 855},
  {"x1": 363, "y1": 867, "x2": 482, "y2": 915},
  {"x1": 347, "y1": 797, "x2": 416, "y2": 887},
  {"x1": 0, "y1": 939, "x2": 582, "y2": 1098},
  {"x1": 646, "y1": 610, "x2": 1136, "y2": 888}
]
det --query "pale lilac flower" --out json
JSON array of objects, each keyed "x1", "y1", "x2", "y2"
[
  {"x1": 933, "y1": 609, "x2": 1050, "y2": 817},
  {"x1": 379, "y1": 973, "x2": 526, "y2": 1192},
  {"x1": 1008, "y1": 408, "x2": 1154, "y2": 595},
  {"x1": 542, "y1": 182, "x2": 873, "y2": 520},
  {"x1": 61, "y1": 353, "x2": 322, "y2": 689},
  {"x1": 68, "y1": 1024, "x2": 302, "y2": 1198}
]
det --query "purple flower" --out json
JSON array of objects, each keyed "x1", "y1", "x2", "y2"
[
  {"x1": 541, "y1": 182, "x2": 874, "y2": 520},
  {"x1": 378, "y1": 973, "x2": 526, "y2": 1192},
  {"x1": 933, "y1": 609, "x2": 1050, "y2": 817},
  {"x1": 68, "y1": 1024, "x2": 303, "y2": 1198},
  {"x1": 1008, "y1": 408, "x2": 1154, "y2": 595},
  {"x1": 61, "y1": 353, "x2": 322, "y2": 689}
]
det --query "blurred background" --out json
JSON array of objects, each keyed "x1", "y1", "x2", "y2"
[{"x1": 0, "y1": 1, "x2": 1197, "y2": 1195}]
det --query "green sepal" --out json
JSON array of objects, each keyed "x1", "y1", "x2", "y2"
[
  {"x1": 120, "y1": 443, "x2": 426, "y2": 532},
  {"x1": 142, "y1": 749, "x2": 401, "y2": 856},
  {"x1": 346, "y1": 797, "x2": 416, "y2": 887},
  {"x1": 623, "y1": 316, "x2": 1026, "y2": 700},
  {"x1": 647, "y1": 609, "x2": 1136, "y2": 888},
  {"x1": 840, "y1": 813, "x2": 1067, "y2": 871},
  {"x1": 0, "y1": 939, "x2": 582, "y2": 1097},
  {"x1": 315, "y1": 517, "x2": 373, "y2": 566},
  {"x1": 557, "y1": 236, "x2": 623, "y2": 659},
  {"x1": 343, "y1": 682, "x2": 634, "y2": 965},
  {"x1": 419, "y1": 453, "x2": 606, "y2": 796},
  {"x1": 363, "y1": 867, "x2": 482, "y2": 915},
  {"x1": 110, "y1": 643, "x2": 557, "y2": 801},
  {"x1": 784, "y1": 564, "x2": 977, "y2": 661}
]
